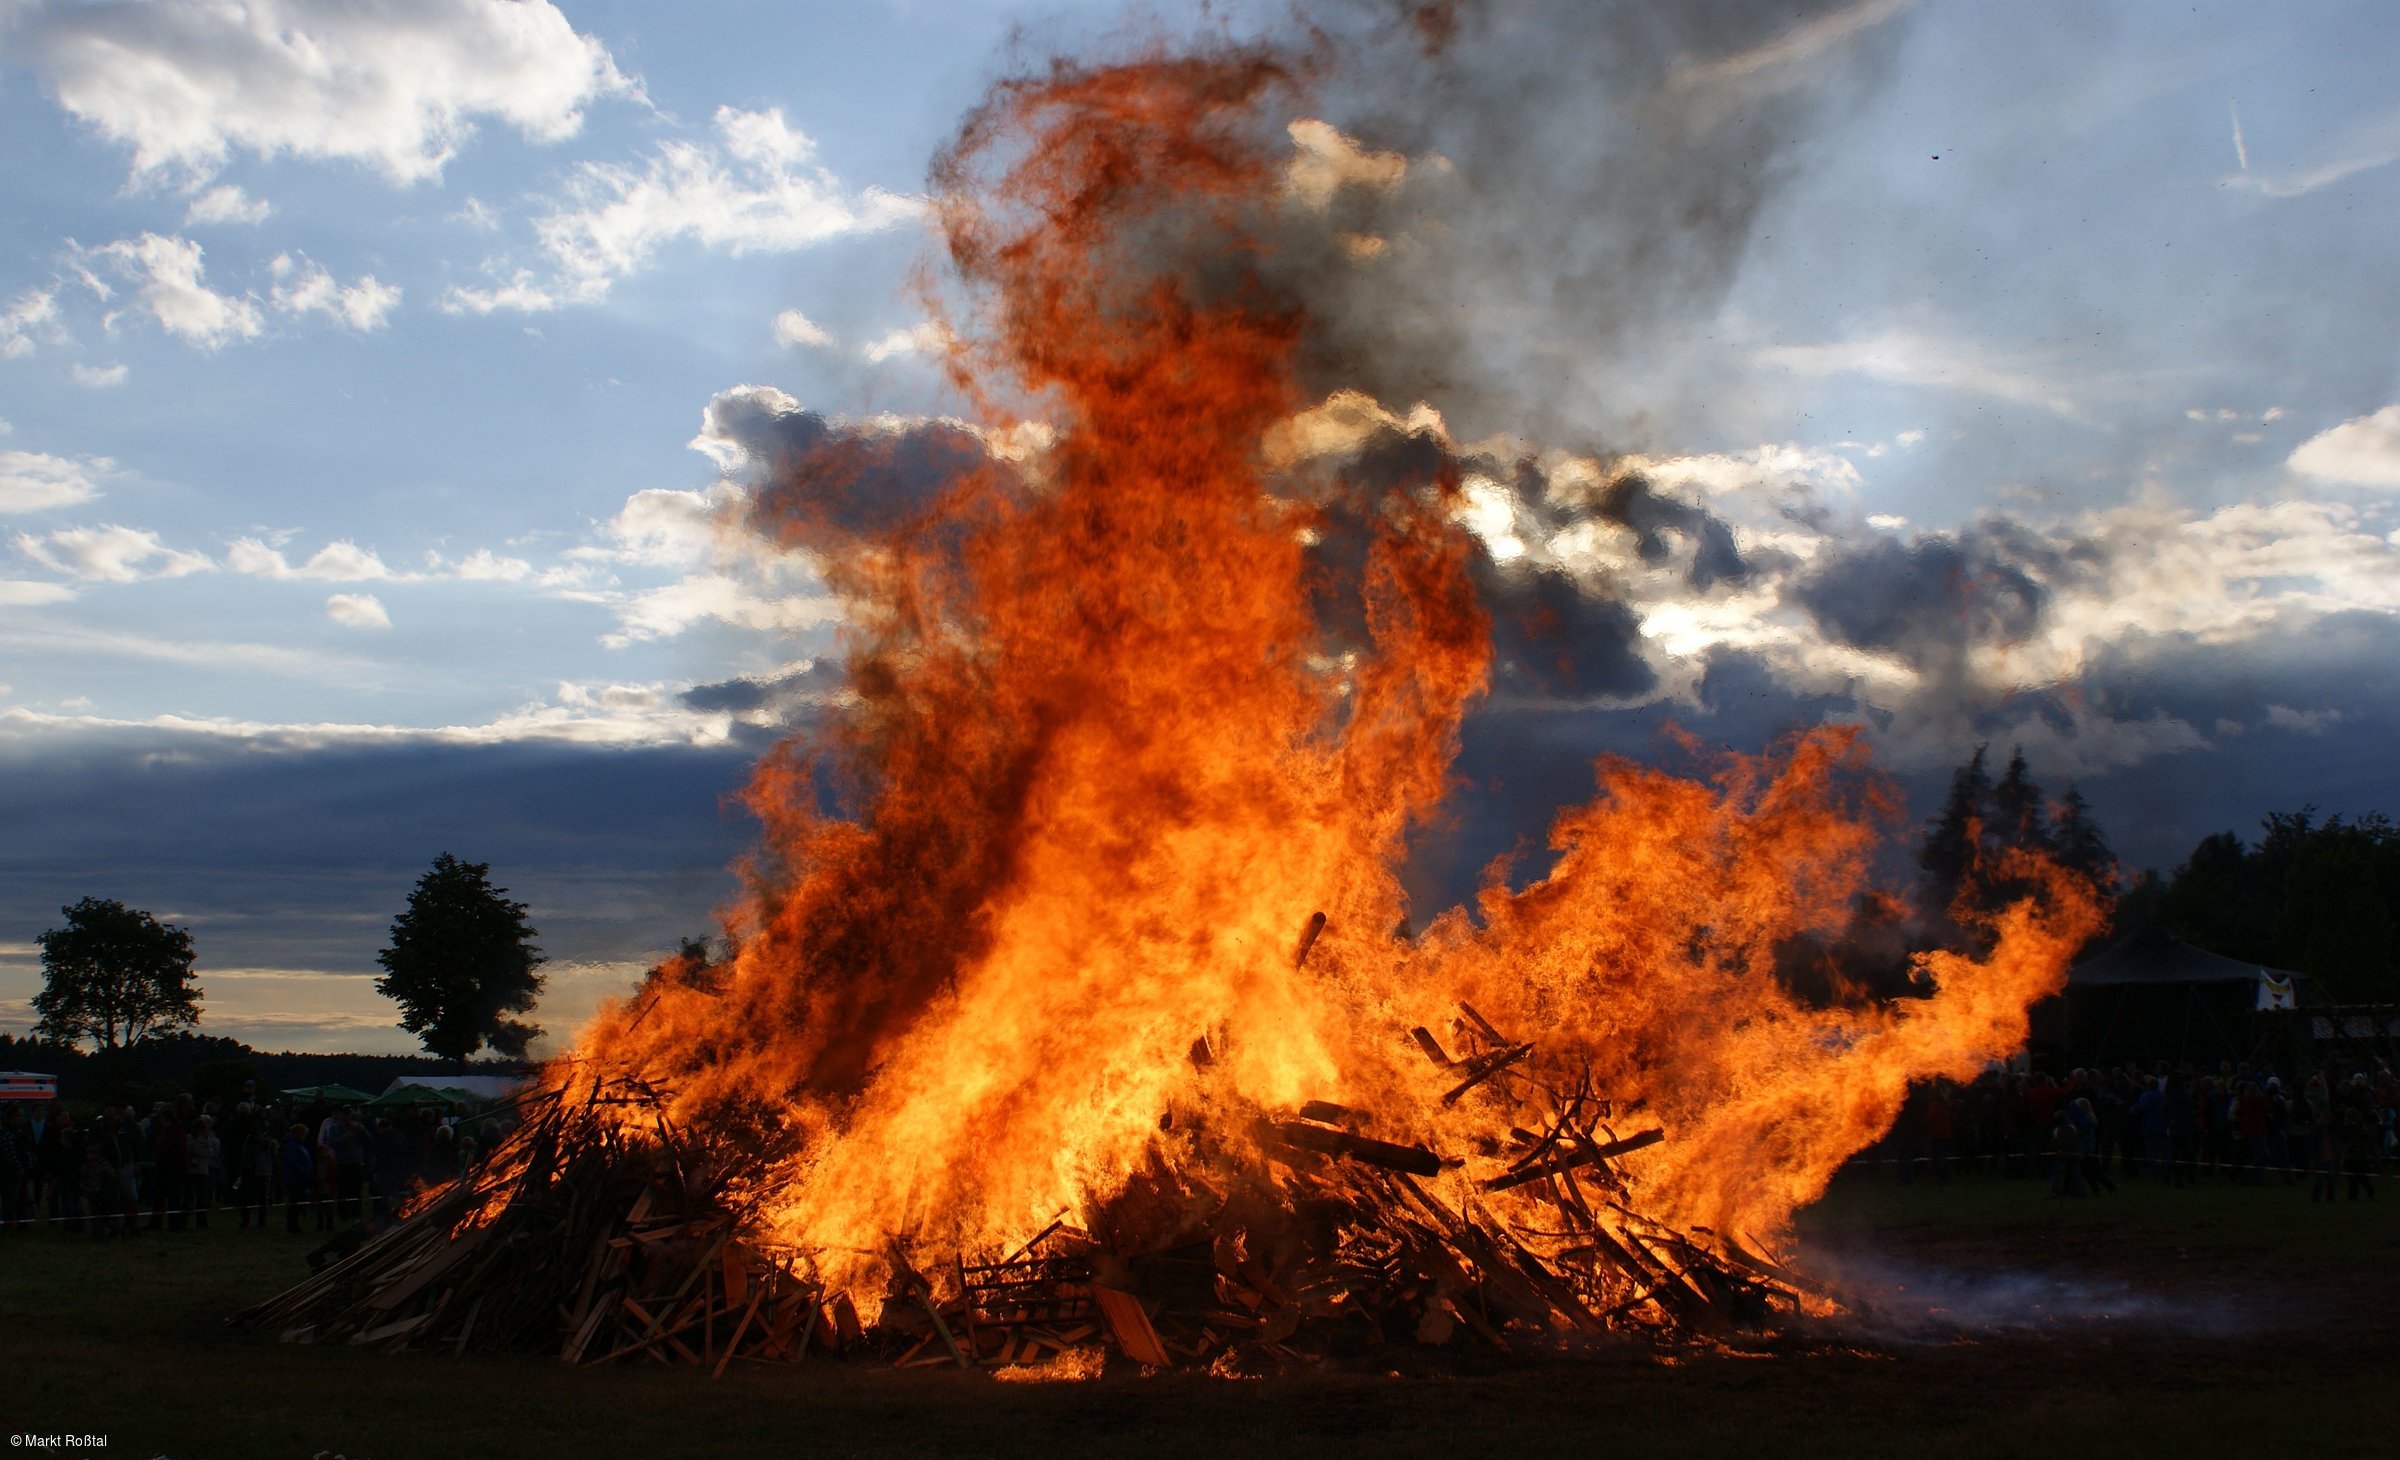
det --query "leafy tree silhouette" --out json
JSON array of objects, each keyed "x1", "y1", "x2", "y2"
[
  {"x1": 375, "y1": 854, "x2": 546, "y2": 1061},
  {"x1": 32, "y1": 897, "x2": 202, "y2": 1050}
]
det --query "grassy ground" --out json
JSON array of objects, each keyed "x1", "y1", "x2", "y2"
[{"x1": 3, "y1": 1171, "x2": 2396, "y2": 1460}]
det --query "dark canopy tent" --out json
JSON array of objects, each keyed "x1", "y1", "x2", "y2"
[{"x1": 2050, "y1": 924, "x2": 2304, "y2": 1068}]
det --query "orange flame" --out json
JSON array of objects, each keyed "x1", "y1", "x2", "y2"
[{"x1": 567, "y1": 48, "x2": 2102, "y2": 1300}]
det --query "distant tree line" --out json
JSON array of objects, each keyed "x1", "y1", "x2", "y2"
[
  {"x1": 2142, "y1": 811, "x2": 2400, "y2": 1002},
  {"x1": 12, "y1": 852, "x2": 552, "y2": 1095},
  {"x1": 1911, "y1": 743, "x2": 2400, "y2": 1003},
  {"x1": 0, "y1": 1029, "x2": 524, "y2": 1109}
]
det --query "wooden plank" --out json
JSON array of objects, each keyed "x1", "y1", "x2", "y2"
[
  {"x1": 350, "y1": 1313, "x2": 429, "y2": 1346},
  {"x1": 1409, "y1": 1027, "x2": 1456, "y2": 1068},
  {"x1": 1481, "y1": 1129, "x2": 1664, "y2": 1192},
  {"x1": 563, "y1": 1290, "x2": 620, "y2": 1365},
  {"x1": 1269, "y1": 1120, "x2": 1442, "y2": 1177},
  {"x1": 1440, "y1": 1043, "x2": 1532, "y2": 1105},
  {"x1": 1092, "y1": 1287, "x2": 1171, "y2": 1367},
  {"x1": 1457, "y1": 1001, "x2": 1508, "y2": 1045},
  {"x1": 712, "y1": 1288, "x2": 765, "y2": 1379},
  {"x1": 366, "y1": 1233, "x2": 482, "y2": 1313}
]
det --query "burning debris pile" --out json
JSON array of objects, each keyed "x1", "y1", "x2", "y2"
[
  {"x1": 242, "y1": 982, "x2": 1819, "y2": 1371},
  {"x1": 248, "y1": 18, "x2": 2103, "y2": 1374}
]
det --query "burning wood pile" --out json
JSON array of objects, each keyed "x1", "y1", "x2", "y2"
[{"x1": 239, "y1": 990, "x2": 1818, "y2": 1373}]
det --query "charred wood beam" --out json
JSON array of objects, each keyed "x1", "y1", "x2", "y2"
[
  {"x1": 1480, "y1": 1128, "x2": 1664, "y2": 1192},
  {"x1": 1268, "y1": 1120, "x2": 1442, "y2": 1178},
  {"x1": 1293, "y1": 911, "x2": 1328, "y2": 969},
  {"x1": 1409, "y1": 1027, "x2": 1456, "y2": 1069},
  {"x1": 1441, "y1": 1043, "x2": 1533, "y2": 1104}
]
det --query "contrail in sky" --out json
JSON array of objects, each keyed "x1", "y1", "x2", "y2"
[{"x1": 2230, "y1": 99, "x2": 2249, "y2": 171}]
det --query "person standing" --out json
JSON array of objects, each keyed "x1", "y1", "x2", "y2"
[
  {"x1": 2340, "y1": 1078, "x2": 2379, "y2": 1201},
  {"x1": 2307, "y1": 1074, "x2": 2340, "y2": 1202},
  {"x1": 329, "y1": 1107, "x2": 369, "y2": 1223},
  {"x1": 39, "y1": 1109, "x2": 80, "y2": 1234},
  {"x1": 79, "y1": 1134, "x2": 116, "y2": 1240},
  {"x1": 0, "y1": 1107, "x2": 30, "y2": 1230},
  {"x1": 280, "y1": 1125, "x2": 314, "y2": 1234},
  {"x1": 183, "y1": 1114, "x2": 220, "y2": 1229},
  {"x1": 241, "y1": 1109, "x2": 276, "y2": 1230},
  {"x1": 312, "y1": 1127, "x2": 337, "y2": 1231},
  {"x1": 151, "y1": 1110, "x2": 188, "y2": 1231}
]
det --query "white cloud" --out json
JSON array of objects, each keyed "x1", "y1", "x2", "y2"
[
  {"x1": 2287, "y1": 404, "x2": 2400, "y2": 489},
  {"x1": 0, "y1": 667, "x2": 807, "y2": 749},
  {"x1": 0, "y1": 581, "x2": 78, "y2": 607},
  {"x1": 772, "y1": 308, "x2": 833, "y2": 349},
  {"x1": 1667, "y1": 0, "x2": 1916, "y2": 95},
  {"x1": 15, "y1": 524, "x2": 213, "y2": 582},
  {"x1": 599, "y1": 573, "x2": 835, "y2": 648},
  {"x1": 86, "y1": 234, "x2": 262, "y2": 348},
  {"x1": 447, "y1": 106, "x2": 918, "y2": 312},
  {"x1": 69, "y1": 363, "x2": 128, "y2": 388},
  {"x1": 861, "y1": 321, "x2": 945, "y2": 363},
  {"x1": 183, "y1": 184, "x2": 272, "y2": 226},
  {"x1": 226, "y1": 537, "x2": 400, "y2": 580},
  {"x1": 0, "y1": 450, "x2": 106, "y2": 512},
  {"x1": 2222, "y1": 106, "x2": 2400, "y2": 200},
  {"x1": 268, "y1": 254, "x2": 402, "y2": 331},
  {"x1": 12, "y1": 0, "x2": 637, "y2": 185},
  {"x1": 324, "y1": 592, "x2": 391, "y2": 630},
  {"x1": 1, "y1": 289, "x2": 65, "y2": 358},
  {"x1": 686, "y1": 383, "x2": 802, "y2": 473},
  {"x1": 2265, "y1": 704, "x2": 2341, "y2": 735},
  {"x1": 592, "y1": 487, "x2": 728, "y2": 568},
  {"x1": 442, "y1": 548, "x2": 535, "y2": 581},
  {"x1": 1759, "y1": 325, "x2": 2079, "y2": 416},
  {"x1": 439, "y1": 272, "x2": 570, "y2": 316},
  {"x1": 0, "y1": 620, "x2": 372, "y2": 681}
]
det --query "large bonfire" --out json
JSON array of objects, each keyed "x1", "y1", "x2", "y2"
[{"x1": 247, "y1": 36, "x2": 2103, "y2": 1371}]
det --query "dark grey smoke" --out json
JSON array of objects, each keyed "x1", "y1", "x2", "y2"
[
  {"x1": 1793, "y1": 523, "x2": 2059, "y2": 662},
  {"x1": 1274, "y1": 0, "x2": 1915, "y2": 449}
]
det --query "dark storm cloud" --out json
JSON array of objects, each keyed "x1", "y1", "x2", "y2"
[
  {"x1": 694, "y1": 388, "x2": 1008, "y2": 556},
  {"x1": 1792, "y1": 524, "x2": 2059, "y2": 661},
  {"x1": 1478, "y1": 565, "x2": 1656, "y2": 699},
  {"x1": 679, "y1": 658, "x2": 845, "y2": 718}
]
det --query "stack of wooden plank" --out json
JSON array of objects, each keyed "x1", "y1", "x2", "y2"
[
  {"x1": 234, "y1": 1077, "x2": 830, "y2": 1373},
  {"x1": 238, "y1": 1010, "x2": 1809, "y2": 1372}
]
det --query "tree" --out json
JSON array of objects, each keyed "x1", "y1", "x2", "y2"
[
  {"x1": 637, "y1": 935, "x2": 722, "y2": 997},
  {"x1": 375, "y1": 854, "x2": 547, "y2": 1061},
  {"x1": 31, "y1": 897, "x2": 203, "y2": 1050},
  {"x1": 1989, "y1": 747, "x2": 2052, "y2": 857},
  {"x1": 2048, "y1": 785, "x2": 2118, "y2": 898},
  {"x1": 1915, "y1": 744, "x2": 1991, "y2": 919}
]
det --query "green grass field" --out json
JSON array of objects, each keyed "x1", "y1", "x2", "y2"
[{"x1": 4, "y1": 1171, "x2": 2396, "y2": 1459}]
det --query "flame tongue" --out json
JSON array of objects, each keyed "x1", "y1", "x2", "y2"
[{"x1": 570, "y1": 51, "x2": 2103, "y2": 1304}]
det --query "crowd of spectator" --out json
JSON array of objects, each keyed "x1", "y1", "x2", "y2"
[
  {"x1": 0, "y1": 1080, "x2": 513, "y2": 1239},
  {"x1": 1888, "y1": 1057, "x2": 2395, "y2": 1201}
]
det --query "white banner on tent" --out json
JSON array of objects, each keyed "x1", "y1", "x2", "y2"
[{"x1": 2257, "y1": 971, "x2": 2297, "y2": 1011}]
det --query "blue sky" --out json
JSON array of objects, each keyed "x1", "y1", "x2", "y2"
[{"x1": 3, "y1": 0, "x2": 2397, "y2": 1054}]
